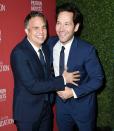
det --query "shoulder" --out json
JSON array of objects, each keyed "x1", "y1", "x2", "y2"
[
  {"x1": 76, "y1": 37, "x2": 96, "y2": 52},
  {"x1": 47, "y1": 36, "x2": 59, "y2": 47},
  {"x1": 74, "y1": 37, "x2": 98, "y2": 59},
  {"x1": 76, "y1": 37, "x2": 94, "y2": 48},
  {"x1": 10, "y1": 38, "x2": 27, "y2": 58},
  {"x1": 48, "y1": 36, "x2": 58, "y2": 42}
]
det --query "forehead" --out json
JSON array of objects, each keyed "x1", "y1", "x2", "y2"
[
  {"x1": 29, "y1": 16, "x2": 46, "y2": 26},
  {"x1": 57, "y1": 11, "x2": 73, "y2": 22}
]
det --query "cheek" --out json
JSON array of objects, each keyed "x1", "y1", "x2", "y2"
[
  {"x1": 43, "y1": 29, "x2": 47, "y2": 34},
  {"x1": 44, "y1": 32, "x2": 47, "y2": 38},
  {"x1": 29, "y1": 31, "x2": 35, "y2": 36},
  {"x1": 55, "y1": 25, "x2": 59, "y2": 32}
]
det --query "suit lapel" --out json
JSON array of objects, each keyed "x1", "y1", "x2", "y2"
[
  {"x1": 23, "y1": 38, "x2": 43, "y2": 69},
  {"x1": 41, "y1": 44, "x2": 50, "y2": 78},
  {"x1": 42, "y1": 45, "x2": 48, "y2": 67},
  {"x1": 67, "y1": 37, "x2": 78, "y2": 71}
]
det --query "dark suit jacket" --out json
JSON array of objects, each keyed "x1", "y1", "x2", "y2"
[
  {"x1": 10, "y1": 37, "x2": 65, "y2": 122},
  {"x1": 48, "y1": 36, "x2": 104, "y2": 121}
]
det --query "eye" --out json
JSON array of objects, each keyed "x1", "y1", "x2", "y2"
[
  {"x1": 42, "y1": 26, "x2": 47, "y2": 29},
  {"x1": 56, "y1": 22, "x2": 60, "y2": 25},
  {"x1": 32, "y1": 27, "x2": 39, "y2": 30}
]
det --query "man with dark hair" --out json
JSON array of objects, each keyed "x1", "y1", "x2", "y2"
[
  {"x1": 48, "y1": 3, "x2": 104, "y2": 131},
  {"x1": 10, "y1": 11, "x2": 79, "y2": 131}
]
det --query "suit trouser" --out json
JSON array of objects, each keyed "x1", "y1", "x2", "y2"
[
  {"x1": 56, "y1": 113, "x2": 95, "y2": 131},
  {"x1": 56, "y1": 101, "x2": 95, "y2": 131},
  {"x1": 15, "y1": 102, "x2": 53, "y2": 131}
]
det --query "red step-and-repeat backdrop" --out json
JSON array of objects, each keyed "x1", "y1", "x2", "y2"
[{"x1": 0, "y1": 0, "x2": 57, "y2": 131}]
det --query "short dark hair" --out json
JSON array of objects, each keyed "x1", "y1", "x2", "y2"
[
  {"x1": 56, "y1": 3, "x2": 83, "y2": 27},
  {"x1": 24, "y1": 11, "x2": 47, "y2": 29}
]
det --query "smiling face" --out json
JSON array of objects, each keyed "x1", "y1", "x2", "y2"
[
  {"x1": 25, "y1": 16, "x2": 47, "y2": 48},
  {"x1": 56, "y1": 11, "x2": 79, "y2": 45}
]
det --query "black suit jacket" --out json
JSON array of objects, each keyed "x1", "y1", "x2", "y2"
[{"x1": 10, "y1": 37, "x2": 65, "y2": 122}]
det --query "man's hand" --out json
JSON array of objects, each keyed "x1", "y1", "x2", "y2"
[
  {"x1": 57, "y1": 87, "x2": 73, "y2": 100},
  {"x1": 63, "y1": 70, "x2": 80, "y2": 86}
]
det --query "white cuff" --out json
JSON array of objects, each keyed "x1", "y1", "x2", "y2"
[
  {"x1": 63, "y1": 76, "x2": 66, "y2": 85},
  {"x1": 72, "y1": 89, "x2": 77, "y2": 98}
]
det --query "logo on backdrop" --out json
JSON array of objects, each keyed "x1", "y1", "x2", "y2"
[
  {"x1": 0, "y1": 116, "x2": 14, "y2": 127},
  {"x1": 31, "y1": 0, "x2": 42, "y2": 12},
  {"x1": 0, "y1": 3, "x2": 6, "y2": 12},
  {"x1": 0, "y1": 89, "x2": 6, "y2": 102},
  {"x1": 0, "y1": 61, "x2": 10, "y2": 72}
]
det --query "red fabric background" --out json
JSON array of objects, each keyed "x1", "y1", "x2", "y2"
[{"x1": 0, "y1": 1, "x2": 56, "y2": 131}]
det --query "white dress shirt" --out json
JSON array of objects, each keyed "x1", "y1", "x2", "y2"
[
  {"x1": 27, "y1": 38, "x2": 44, "y2": 59},
  {"x1": 53, "y1": 37, "x2": 77, "y2": 98}
]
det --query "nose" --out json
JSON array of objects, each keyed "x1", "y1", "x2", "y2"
[
  {"x1": 59, "y1": 25, "x2": 65, "y2": 31},
  {"x1": 39, "y1": 28, "x2": 44, "y2": 34}
]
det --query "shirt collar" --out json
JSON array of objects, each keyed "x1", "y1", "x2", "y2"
[
  {"x1": 59, "y1": 36, "x2": 74, "y2": 50},
  {"x1": 27, "y1": 38, "x2": 42, "y2": 53}
]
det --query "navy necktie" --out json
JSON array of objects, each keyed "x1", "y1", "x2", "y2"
[
  {"x1": 59, "y1": 46, "x2": 65, "y2": 75},
  {"x1": 59, "y1": 46, "x2": 66, "y2": 102},
  {"x1": 39, "y1": 49, "x2": 47, "y2": 77},
  {"x1": 39, "y1": 49, "x2": 48, "y2": 101}
]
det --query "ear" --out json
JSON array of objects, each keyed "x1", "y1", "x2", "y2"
[
  {"x1": 74, "y1": 23, "x2": 80, "y2": 32},
  {"x1": 25, "y1": 28, "x2": 28, "y2": 35}
]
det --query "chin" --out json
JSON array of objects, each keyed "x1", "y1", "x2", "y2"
[{"x1": 60, "y1": 39, "x2": 67, "y2": 44}]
